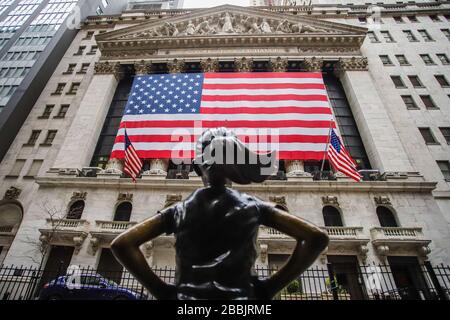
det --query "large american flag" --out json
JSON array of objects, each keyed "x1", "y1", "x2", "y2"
[
  {"x1": 327, "y1": 129, "x2": 362, "y2": 182},
  {"x1": 110, "y1": 72, "x2": 337, "y2": 160}
]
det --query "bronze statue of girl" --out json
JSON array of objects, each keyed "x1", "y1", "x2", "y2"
[{"x1": 111, "y1": 128, "x2": 329, "y2": 300}]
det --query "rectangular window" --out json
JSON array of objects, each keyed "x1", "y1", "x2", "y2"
[
  {"x1": 367, "y1": 31, "x2": 379, "y2": 43},
  {"x1": 419, "y1": 128, "x2": 439, "y2": 144},
  {"x1": 429, "y1": 15, "x2": 441, "y2": 22},
  {"x1": 391, "y1": 76, "x2": 406, "y2": 88},
  {"x1": 358, "y1": 17, "x2": 367, "y2": 24},
  {"x1": 52, "y1": 83, "x2": 65, "y2": 95},
  {"x1": 408, "y1": 75, "x2": 424, "y2": 88},
  {"x1": 8, "y1": 159, "x2": 26, "y2": 177},
  {"x1": 435, "y1": 75, "x2": 450, "y2": 87},
  {"x1": 381, "y1": 31, "x2": 395, "y2": 42},
  {"x1": 442, "y1": 29, "x2": 450, "y2": 40},
  {"x1": 67, "y1": 83, "x2": 80, "y2": 95},
  {"x1": 25, "y1": 160, "x2": 43, "y2": 178},
  {"x1": 77, "y1": 63, "x2": 90, "y2": 74},
  {"x1": 418, "y1": 30, "x2": 433, "y2": 41},
  {"x1": 420, "y1": 54, "x2": 435, "y2": 65},
  {"x1": 403, "y1": 30, "x2": 417, "y2": 42},
  {"x1": 74, "y1": 46, "x2": 86, "y2": 56},
  {"x1": 87, "y1": 45, "x2": 98, "y2": 55},
  {"x1": 407, "y1": 15, "x2": 418, "y2": 22},
  {"x1": 41, "y1": 130, "x2": 57, "y2": 146},
  {"x1": 55, "y1": 105, "x2": 69, "y2": 118},
  {"x1": 420, "y1": 95, "x2": 438, "y2": 110},
  {"x1": 439, "y1": 128, "x2": 450, "y2": 144},
  {"x1": 401, "y1": 95, "x2": 419, "y2": 110},
  {"x1": 396, "y1": 55, "x2": 410, "y2": 65},
  {"x1": 437, "y1": 54, "x2": 450, "y2": 64},
  {"x1": 437, "y1": 161, "x2": 450, "y2": 181},
  {"x1": 83, "y1": 31, "x2": 94, "y2": 40},
  {"x1": 63, "y1": 64, "x2": 76, "y2": 74},
  {"x1": 39, "y1": 105, "x2": 54, "y2": 119},
  {"x1": 379, "y1": 55, "x2": 393, "y2": 65},
  {"x1": 26, "y1": 130, "x2": 41, "y2": 146}
]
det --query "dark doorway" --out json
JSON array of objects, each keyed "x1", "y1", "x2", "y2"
[
  {"x1": 388, "y1": 256, "x2": 431, "y2": 300},
  {"x1": 377, "y1": 206, "x2": 398, "y2": 227},
  {"x1": 323, "y1": 206, "x2": 343, "y2": 227},
  {"x1": 37, "y1": 246, "x2": 74, "y2": 296},
  {"x1": 97, "y1": 248, "x2": 124, "y2": 284},
  {"x1": 113, "y1": 202, "x2": 132, "y2": 222},
  {"x1": 327, "y1": 255, "x2": 366, "y2": 300}
]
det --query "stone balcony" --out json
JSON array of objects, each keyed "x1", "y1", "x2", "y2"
[
  {"x1": 322, "y1": 226, "x2": 370, "y2": 260},
  {"x1": 39, "y1": 219, "x2": 89, "y2": 253},
  {"x1": 90, "y1": 220, "x2": 137, "y2": 254},
  {"x1": 370, "y1": 227, "x2": 432, "y2": 258}
]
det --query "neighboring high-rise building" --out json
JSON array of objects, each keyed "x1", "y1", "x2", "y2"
[
  {"x1": 0, "y1": 0, "x2": 128, "y2": 162},
  {"x1": 128, "y1": 0, "x2": 184, "y2": 10}
]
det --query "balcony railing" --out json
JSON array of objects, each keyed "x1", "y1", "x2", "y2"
[
  {"x1": 322, "y1": 226, "x2": 364, "y2": 238},
  {"x1": 95, "y1": 220, "x2": 137, "y2": 232},
  {"x1": 45, "y1": 219, "x2": 88, "y2": 230},
  {"x1": 0, "y1": 226, "x2": 14, "y2": 233},
  {"x1": 370, "y1": 227, "x2": 425, "y2": 240}
]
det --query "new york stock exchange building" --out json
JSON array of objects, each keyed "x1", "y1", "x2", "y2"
[{"x1": 0, "y1": 1, "x2": 450, "y2": 300}]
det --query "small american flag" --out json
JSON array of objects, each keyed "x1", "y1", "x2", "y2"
[
  {"x1": 110, "y1": 72, "x2": 336, "y2": 160},
  {"x1": 123, "y1": 129, "x2": 143, "y2": 182},
  {"x1": 327, "y1": 129, "x2": 362, "y2": 182}
]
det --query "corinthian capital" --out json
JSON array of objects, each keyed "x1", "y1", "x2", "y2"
[
  {"x1": 336, "y1": 57, "x2": 368, "y2": 72},
  {"x1": 94, "y1": 61, "x2": 123, "y2": 80},
  {"x1": 134, "y1": 60, "x2": 152, "y2": 75},
  {"x1": 200, "y1": 58, "x2": 219, "y2": 73},
  {"x1": 269, "y1": 57, "x2": 288, "y2": 72},
  {"x1": 167, "y1": 58, "x2": 185, "y2": 74},
  {"x1": 303, "y1": 57, "x2": 323, "y2": 72},
  {"x1": 234, "y1": 57, "x2": 253, "y2": 72}
]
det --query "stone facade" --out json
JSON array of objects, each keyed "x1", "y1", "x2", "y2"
[{"x1": 0, "y1": 3, "x2": 449, "y2": 272}]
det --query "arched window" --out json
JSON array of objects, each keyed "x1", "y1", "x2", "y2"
[
  {"x1": 67, "y1": 200, "x2": 85, "y2": 220},
  {"x1": 114, "y1": 202, "x2": 132, "y2": 222},
  {"x1": 322, "y1": 206, "x2": 343, "y2": 227},
  {"x1": 376, "y1": 206, "x2": 398, "y2": 227}
]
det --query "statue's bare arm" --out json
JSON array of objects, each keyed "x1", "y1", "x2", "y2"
[
  {"x1": 258, "y1": 204, "x2": 329, "y2": 298},
  {"x1": 110, "y1": 214, "x2": 173, "y2": 299}
]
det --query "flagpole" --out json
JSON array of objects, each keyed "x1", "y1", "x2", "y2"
[{"x1": 320, "y1": 120, "x2": 334, "y2": 173}]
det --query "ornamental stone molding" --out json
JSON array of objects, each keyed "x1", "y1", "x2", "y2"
[
  {"x1": 303, "y1": 57, "x2": 323, "y2": 72},
  {"x1": 269, "y1": 196, "x2": 288, "y2": 212},
  {"x1": 134, "y1": 60, "x2": 152, "y2": 75},
  {"x1": 167, "y1": 58, "x2": 185, "y2": 73},
  {"x1": 234, "y1": 57, "x2": 253, "y2": 72},
  {"x1": 95, "y1": 5, "x2": 367, "y2": 60},
  {"x1": 200, "y1": 58, "x2": 219, "y2": 72},
  {"x1": 71, "y1": 191, "x2": 87, "y2": 201},
  {"x1": 269, "y1": 57, "x2": 288, "y2": 72},
  {"x1": 259, "y1": 243, "x2": 268, "y2": 263},
  {"x1": 322, "y1": 196, "x2": 339, "y2": 206},
  {"x1": 103, "y1": 158, "x2": 123, "y2": 175},
  {"x1": 165, "y1": 194, "x2": 182, "y2": 208},
  {"x1": 4, "y1": 186, "x2": 21, "y2": 200},
  {"x1": 335, "y1": 56, "x2": 368, "y2": 73},
  {"x1": 118, "y1": 193, "x2": 133, "y2": 202},
  {"x1": 374, "y1": 196, "x2": 392, "y2": 206},
  {"x1": 94, "y1": 61, "x2": 123, "y2": 80}
]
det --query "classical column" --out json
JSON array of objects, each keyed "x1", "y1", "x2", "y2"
[
  {"x1": 167, "y1": 58, "x2": 185, "y2": 74},
  {"x1": 269, "y1": 57, "x2": 288, "y2": 72},
  {"x1": 134, "y1": 60, "x2": 152, "y2": 75},
  {"x1": 303, "y1": 57, "x2": 323, "y2": 72},
  {"x1": 234, "y1": 57, "x2": 253, "y2": 72},
  {"x1": 200, "y1": 58, "x2": 219, "y2": 73},
  {"x1": 101, "y1": 158, "x2": 123, "y2": 177},
  {"x1": 335, "y1": 57, "x2": 413, "y2": 172},
  {"x1": 52, "y1": 62, "x2": 122, "y2": 170}
]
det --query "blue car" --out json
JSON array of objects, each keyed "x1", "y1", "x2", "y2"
[{"x1": 39, "y1": 274, "x2": 147, "y2": 300}]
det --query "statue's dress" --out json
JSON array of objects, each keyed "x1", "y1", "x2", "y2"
[{"x1": 160, "y1": 187, "x2": 269, "y2": 300}]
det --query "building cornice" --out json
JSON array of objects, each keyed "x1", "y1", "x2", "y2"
[{"x1": 35, "y1": 176, "x2": 437, "y2": 194}]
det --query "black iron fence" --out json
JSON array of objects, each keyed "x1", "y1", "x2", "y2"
[{"x1": 0, "y1": 262, "x2": 449, "y2": 300}]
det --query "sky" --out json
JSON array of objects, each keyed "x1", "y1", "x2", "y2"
[{"x1": 183, "y1": 0, "x2": 249, "y2": 8}]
